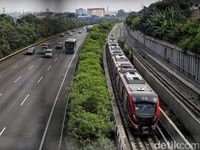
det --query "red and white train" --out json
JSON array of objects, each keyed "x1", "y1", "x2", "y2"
[{"x1": 106, "y1": 34, "x2": 160, "y2": 134}]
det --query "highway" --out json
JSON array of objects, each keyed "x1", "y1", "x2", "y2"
[{"x1": 0, "y1": 29, "x2": 87, "y2": 150}]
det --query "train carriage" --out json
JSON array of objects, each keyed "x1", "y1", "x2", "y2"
[{"x1": 107, "y1": 34, "x2": 160, "y2": 134}]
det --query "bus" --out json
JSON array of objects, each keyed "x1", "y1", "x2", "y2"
[{"x1": 65, "y1": 38, "x2": 76, "y2": 54}]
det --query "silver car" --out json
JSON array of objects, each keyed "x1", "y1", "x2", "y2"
[
  {"x1": 56, "y1": 42, "x2": 63, "y2": 49},
  {"x1": 45, "y1": 49, "x2": 53, "y2": 58},
  {"x1": 27, "y1": 47, "x2": 35, "y2": 55}
]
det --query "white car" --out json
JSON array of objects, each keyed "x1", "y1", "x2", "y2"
[
  {"x1": 56, "y1": 42, "x2": 63, "y2": 49},
  {"x1": 45, "y1": 49, "x2": 54, "y2": 58},
  {"x1": 27, "y1": 47, "x2": 35, "y2": 55}
]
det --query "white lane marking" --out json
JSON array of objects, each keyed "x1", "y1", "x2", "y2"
[
  {"x1": 11, "y1": 65, "x2": 18, "y2": 69},
  {"x1": 39, "y1": 41, "x2": 83, "y2": 150},
  {"x1": 0, "y1": 127, "x2": 6, "y2": 136},
  {"x1": 47, "y1": 65, "x2": 52, "y2": 71},
  {"x1": 54, "y1": 58, "x2": 58, "y2": 62},
  {"x1": 14, "y1": 75, "x2": 22, "y2": 83},
  {"x1": 28, "y1": 65, "x2": 34, "y2": 70},
  {"x1": 21, "y1": 94, "x2": 29, "y2": 106},
  {"x1": 39, "y1": 58, "x2": 42, "y2": 62},
  {"x1": 37, "y1": 76, "x2": 43, "y2": 84}
]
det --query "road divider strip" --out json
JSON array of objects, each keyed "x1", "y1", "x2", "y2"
[
  {"x1": 14, "y1": 75, "x2": 22, "y2": 83},
  {"x1": 21, "y1": 94, "x2": 30, "y2": 106},
  {"x1": 47, "y1": 65, "x2": 52, "y2": 71},
  {"x1": 0, "y1": 31, "x2": 65, "y2": 63},
  {"x1": 37, "y1": 76, "x2": 43, "y2": 84},
  {"x1": 39, "y1": 41, "x2": 83, "y2": 150},
  {"x1": 11, "y1": 65, "x2": 18, "y2": 70},
  {"x1": 28, "y1": 65, "x2": 34, "y2": 70},
  {"x1": 0, "y1": 127, "x2": 6, "y2": 136}
]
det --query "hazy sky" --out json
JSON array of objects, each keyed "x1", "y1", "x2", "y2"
[{"x1": 0, "y1": 0, "x2": 159, "y2": 13}]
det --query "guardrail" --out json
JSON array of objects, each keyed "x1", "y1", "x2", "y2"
[
  {"x1": 0, "y1": 26, "x2": 86, "y2": 63},
  {"x1": 0, "y1": 34, "x2": 60, "y2": 63}
]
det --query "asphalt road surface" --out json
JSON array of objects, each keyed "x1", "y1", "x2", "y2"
[{"x1": 0, "y1": 29, "x2": 87, "y2": 150}]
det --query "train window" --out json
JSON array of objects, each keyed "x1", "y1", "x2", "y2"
[
  {"x1": 132, "y1": 96, "x2": 158, "y2": 103},
  {"x1": 121, "y1": 88, "x2": 124, "y2": 99},
  {"x1": 119, "y1": 81, "x2": 123, "y2": 93},
  {"x1": 126, "y1": 100, "x2": 131, "y2": 116},
  {"x1": 123, "y1": 90, "x2": 127, "y2": 101},
  {"x1": 134, "y1": 103, "x2": 156, "y2": 116},
  {"x1": 116, "y1": 76, "x2": 119, "y2": 88}
]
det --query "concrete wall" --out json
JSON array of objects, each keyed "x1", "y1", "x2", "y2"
[{"x1": 127, "y1": 28, "x2": 200, "y2": 84}]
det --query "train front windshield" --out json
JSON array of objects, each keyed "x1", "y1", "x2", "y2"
[
  {"x1": 134, "y1": 103, "x2": 156, "y2": 116},
  {"x1": 132, "y1": 96, "x2": 157, "y2": 117}
]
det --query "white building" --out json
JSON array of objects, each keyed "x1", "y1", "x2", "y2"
[{"x1": 87, "y1": 8, "x2": 105, "y2": 17}]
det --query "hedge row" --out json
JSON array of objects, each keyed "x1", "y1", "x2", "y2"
[{"x1": 66, "y1": 23, "x2": 116, "y2": 149}]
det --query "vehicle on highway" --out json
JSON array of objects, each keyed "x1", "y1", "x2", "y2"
[
  {"x1": 69, "y1": 32, "x2": 73, "y2": 36},
  {"x1": 44, "y1": 49, "x2": 54, "y2": 58},
  {"x1": 42, "y1": 43, "x2": 51, "y2": 48},
  {"x1": 107, "y1": 35, "x2": 160, "y2": 135},
  {"x1": 72, "y1": 29, "x2": 76, "y2": 32},
  {"x1": 65, "y1": 38, "x2": 76, "y2": 54},
  {"x1": 78, "y1": 31, "x2": 82, "y2": 34},
  {"x1": 66, "y1": 31, "x2": 70, "y2": 34},
  {"x1": 26, "y1": 47, "x2": 35, "y2": 55},
  {"x1": 86, "y1": 25, "x2": 93, "y2": 32},
  {"x1": 41, "y1": 45, "x2": 49, "y2": 54},
  {"x1": 56, "y1": 42, "x2": 63, "y2": 49},
  {"x1": 60, "y1": 33, "x2": 65, "y2": 37},
  {"x1": 41, "y1": 43, "x2": 51, "y2": 54}
]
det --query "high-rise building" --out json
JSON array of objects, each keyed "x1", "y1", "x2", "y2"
[
  {"x1": 87, "y1": 8, "x2": 105, "y2": 17},
  {"x1": 76, "y1": 8, "x2": 87, "y2": 16}
]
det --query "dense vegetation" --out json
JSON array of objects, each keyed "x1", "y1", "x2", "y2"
[
  {"x1": 126, "y1": 0, "x2": 200, "y2": 54},
  {"x1": 0, "y1": 14, "x2": 95, "y2": 58},
  {"x1": 66, "y1": 23, "x2": 115, "y2": 149}
]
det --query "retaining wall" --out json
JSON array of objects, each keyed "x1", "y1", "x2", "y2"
[{"x1": 127, "y1": 28, "x2": 200, "y2": 84}]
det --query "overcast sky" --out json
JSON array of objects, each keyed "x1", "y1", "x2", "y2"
[{"x1": 0, "y1": 0, "x2": 159, "y2": 13}]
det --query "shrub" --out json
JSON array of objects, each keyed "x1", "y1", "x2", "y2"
[{"x1": 66, "y1": 23, "x2": 115, "y2": 149}]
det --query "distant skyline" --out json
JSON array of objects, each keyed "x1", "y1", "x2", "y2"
[{"x1": 0, "y1": 0, "x2": 159, "y2": 13}]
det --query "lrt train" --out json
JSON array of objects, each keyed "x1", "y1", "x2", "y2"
[{"x1": 106, "y1": 34, "x2": 160, "y2": 134}]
